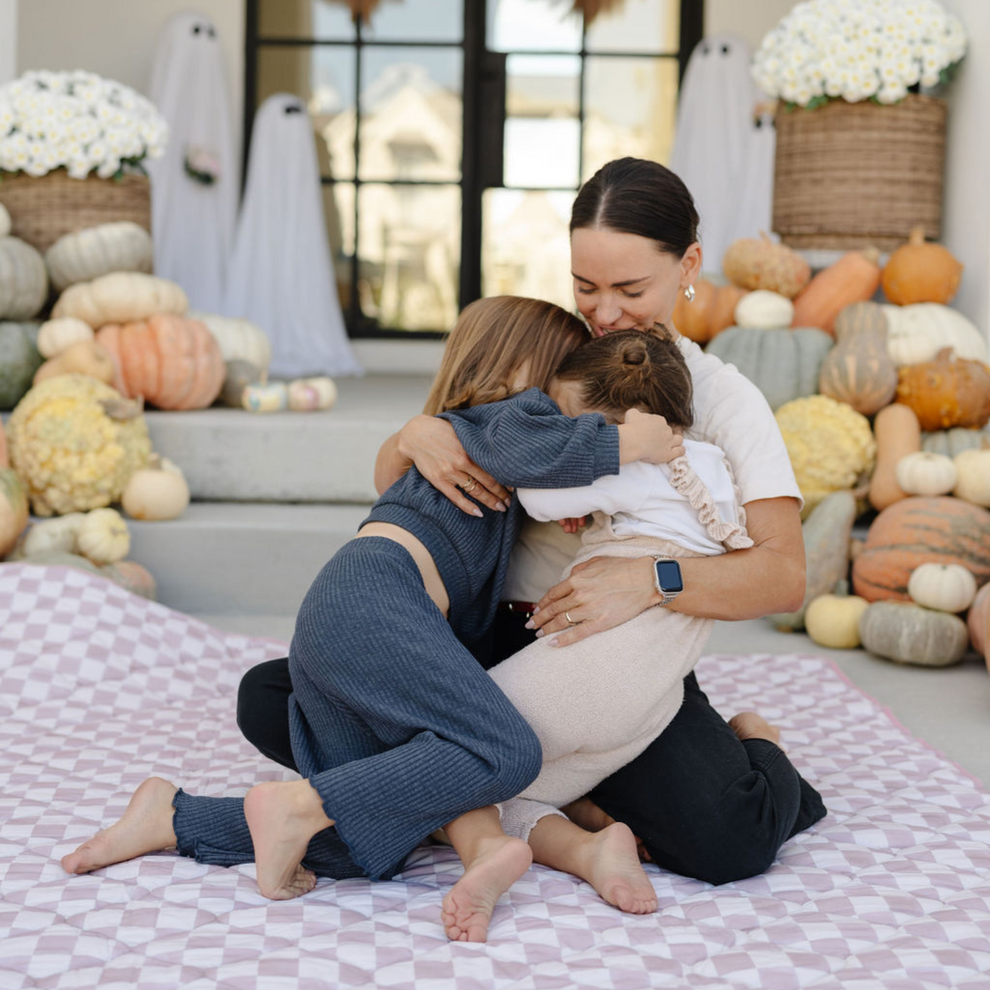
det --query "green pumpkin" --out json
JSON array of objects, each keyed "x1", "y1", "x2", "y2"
[
  {"x1": 0, "y1": 321, "x2": 42, "y2": 410},
  {"x1": 921, "y1": 427, "x2": 990, "y2": 458},
  {"x1": 705, "y1": 326, "x2": 833, "y2": 411}
]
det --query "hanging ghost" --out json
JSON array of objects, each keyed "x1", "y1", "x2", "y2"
[
  {"x1": 223, "y1": 94, "x2": 362, "y2": 378},
  {"x1": 669, "y1": 35, "x2": 774, "y2": 277},
  {"x1": 146, "y1": 11, "x2": 237, "y2": 311}
]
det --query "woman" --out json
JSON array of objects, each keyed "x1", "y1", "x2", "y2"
[{"x1": 238, "y1": 158, "x2": 827, "y2": 885}]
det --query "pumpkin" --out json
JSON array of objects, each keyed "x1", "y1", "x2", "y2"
[
  {"x1": 0, "y1": 417, "x2": 7, "y2": 469},
  {"x1": 189, "y1": 311, "x2": 272, "y2": 372},
  {"x1": 907, "y1": 562, "x2": 977, "y2": 613},
  {"x1": 100, "y1": 560, "x2": 157, "y2": 600},
  {"x1": 0, "y1": 203, "x2": 10, "y2": 239},
  {"x1": 790, "y1": 247, "x2": 882, "y2": 336},
  {"x1": 881, "y1": 227, "x2": 963, "y2": 306},
  {"x1": 770, "y1": 489, "x2": 856, "y2": 631},
  {"x1": 671, "y1": 279, "x2": 747, "y2": 344},
  {"x1": 859, "y1": 600, "x2": 969, "y2": 666},
  {"x1": 243, "y1": 381, "x2": 288, "y2": 413},
  {"x1": 968, "y1": 583, "x2": 990, "y2": 662},
  {"x1": 75, "y1": 507, "x2": 130, "y2": 564},
  {"x1": 882, "y1": 304, "x2": 986, "y2": 367},
  {"x1": 0, "y1": 467, "x2": 28, "y2": 557},
  {"x1": 922, "y1": 427, "x2": 990, "y2": 458},
  {"x1": 705, "y1": 326, "x2": 833, "y2": 412},
  {"x1": 733, "y1": 290, "x2": 794, "y2": 330},
  {"x1": 97, "y1": 315, "x2": 225, "y2": 411},
  {"x1": 44, "y1": 221, "x2": 154, "y2": 292},
  {"x1": 52, "y1": 272, "x2": 188, "y2": 328},
  {"x1": 37, "y1": 317, "x2": 95, "y2": 359},
  {"x1": 288, "y1": 377, "x2": 338, "y2": 412},
  {"x1": 33, "y1": 340, "x2": 116, "y2": 387},
  {"x1": 17, "y1": 549, "x2": 104, "y2": 577},
  {"x1": 121, "y1": 456, "x2": 190, "y2": 521},
  {"x1": 894, "y1": 451, "x2": 957, "y2": 497},
  {"x1": 722, "y1": 233, "x2": 811, "y2": 298},
  {"x1": 0, "y1": 236, "x2": 48, "y2": 320},
  {"x1": 895, "y1": 349, "x2": 990, "y2": 431},
  {"x1": 0, "y1": 321, "x2": 42, "y2": 410},
  {"x1": 817, "y1": 302, "x2": 897, "y2": 415},
  {"x1": 953, "y1": 449, "x2": 990, "y2": 508},
  {"x1": 869, "y1": 403, "x2": 921, "y2": 512},
  {"x1": 851, "y1": 496, "x2": 990, "y2": 602},
  {"x1": 22, "y1": 512, "x2": 86, "y2": 557},
  {"x1": 805, "y1": 592, "x2": 869, "y2": 649}
]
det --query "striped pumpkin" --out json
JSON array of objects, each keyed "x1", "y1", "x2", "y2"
[{"x1": 852, "y1": 496, "x2": 990, "y2": 602}]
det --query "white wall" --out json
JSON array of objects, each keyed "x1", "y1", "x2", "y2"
[{"x1": 0, "y1": 0, "x2": 16, "y2": 84}]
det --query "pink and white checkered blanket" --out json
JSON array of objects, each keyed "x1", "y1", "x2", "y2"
[{"x1": 2, "y1": 564, "x2": 989, "y2": 990}]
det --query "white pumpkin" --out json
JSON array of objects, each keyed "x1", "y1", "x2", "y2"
[
  {"x1": 37, "y1": 317, "x2": 95, "y2": 358},
  {"x1": 882, "y1": 303, "x2": 988, "y2": 368},
  {"x1": 907, "y1": 562, "x2": 977, "y2": 613},
  {"x1": 75, "y1": 507, "x2": 130, "y2": 564},
  {"x1": 894, "y1": 450, "x2": 957, "y2": 496},
  {"x1": 45, "y1": 221, "x2": 154, "y2": 292},
  {"x1": 0, "y1": 203, "x2": 10, "y2": 239},
  {"x1": 0, "y1": 236, "x2": 48, "y2": 320},
  {"x1": 121, "y1": 457, "x2": 190, "y2": 521},
  {"x1": 953, "y1": 448, "x2": 990, "y2": 507},
  {"x1": 288, "y1": 376, "x2": 338, "y2": 411},
  {"x1": 190, "y1": 311, "x2": 272, "y2": 372},
  {"x1": 52, "y1": 272, "x2": 188, "y2": 328},
  {"x1": 734, "y1": 290, "x2": 794, "y2": 330},
  {"x1": 22, "y1": 513, "x2": 86, "y2": 557}
]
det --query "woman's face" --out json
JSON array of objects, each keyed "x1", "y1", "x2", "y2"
[{"x1": 570, "y1": 227, "x2": 701, "y2": 337}]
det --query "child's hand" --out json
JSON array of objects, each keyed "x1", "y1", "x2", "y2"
[
  {"x1": 556, "y1": 516, "x2": 589, "y2": 535},
  {"x1": 619, "y1": 408, "x2": 685, "y2": 465}
]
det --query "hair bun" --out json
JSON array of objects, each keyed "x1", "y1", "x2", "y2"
[{"x1": 621, "y1": 340, "x2": 651, "y2": 378}]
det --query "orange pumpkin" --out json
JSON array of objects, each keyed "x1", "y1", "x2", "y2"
[
  {"x1": 882, "y1": 227, "x2": 963, "y2": 306},
  {"x1": 851, "y1": 496, "x2": 990, "y2": 602},
  {"x1": 790, "y1": 248, "x2": 881, "y2": 336},
  {"x1": 96, "y1": 315, "x2": 225, "y2": 410},
  {"x1": 672, "y1": 279, "x2": 747, "y2": 344},
  {"x1": 895, "y1": 348, "x2": 990, "y2": 431},
  {"x1": 968, "y1": 582, "x2": 990, "y2": 665}
]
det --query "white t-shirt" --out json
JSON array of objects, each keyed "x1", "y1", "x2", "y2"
[{"x1": 502, "y1": 335, "x2": 801, "y2": 602}]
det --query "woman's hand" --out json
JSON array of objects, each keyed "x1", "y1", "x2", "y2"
[
  {"x1": 396, "y1": 415, "x2": 512, "y2": 516},
  {"x1": 618, "y1": 408, "x2": 685, "y2": 465}
]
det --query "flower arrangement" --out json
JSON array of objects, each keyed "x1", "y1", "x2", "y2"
[
  {"x1": 752, "y1": 0, "x2": 967, "y2": 108},
  {"x1": 183, "y1": 145, "x2": 221, "y2": 186},
  {"x1": 0, "y1": 70, "x2": 168, "y2": 180}
]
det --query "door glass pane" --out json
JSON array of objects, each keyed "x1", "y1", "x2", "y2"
[
  {"x1": 482, "y1": 188, "x2": 576, "y2": 312},
  {"x1": 257, "y1": 46, "x2": 356, "y2": 179},
  {"x1": 258, "y1": 0, "x2": 355, "y2": 40},
  {"x1": 585, "y1": 0, "x2": 679, "y2": 53},
  {"x1": 488, "y1": 0, "x2": 581, "y2": 53},
  {"x1": 358, "y1": 184, "x2": 461, "y2": 331},
  {"x1": 324, "y1": 182, "x2": 354, "y2": 313},
  {"x1": 582, "y1": 57, "x2": 679, "y2": 182},
  {"x1": 358, "y1": 47, "x2": 462, "y2": 182},
  {"x1": 363, "y1": 0, "x2": 463, "y2": 42}
]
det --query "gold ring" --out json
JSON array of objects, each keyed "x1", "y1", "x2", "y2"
[
  {"x1": 462, "y1": 476, "x2": 477, "y2": 493},
  {"x1": 565, "y1": 611, "x2": 576, "y2": 625}
]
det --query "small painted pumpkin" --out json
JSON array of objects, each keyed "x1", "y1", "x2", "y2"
[
  {"x1": 0, "y1": 236, "x2": 48, "y2": 320},
  {"x1": 859, "y1": 600, "x2": 969, "y2": 666},
  {"x1": 907, "y1": 562, "x2": 977, "y2": 613},
  {"x1": 75, "y1": 507, "x2": 130, "y2": 564},
  {"x1": 818, "y1": 302, "x2": 897, "y2": 416},
  {"x1": 44, "y1": 221, "x2": 154, "y2": 292},
  {"x1": 288, "y1": 377, "x2": 338, "y2": 411},
  {"x1": 952, "y1": 449, "x2": 990, "y2": 508},
  {"x1": 881, "y1": 227, "x2": 963, "y2": 306},
  {"x1": 894, "y1": 451, "x2": 957, "y2": 497}
]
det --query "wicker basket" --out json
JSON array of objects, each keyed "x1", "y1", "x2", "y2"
[
  {"x1": 0, "y1": 170, "x2": 151, "y2": 253},
  {"x1": 772, "y1": 95, "x2": 947, "y2": 251}
]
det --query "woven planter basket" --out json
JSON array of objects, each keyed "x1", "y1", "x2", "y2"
[
  {"x1": 772, "y1": 95, "x2": 947, "y2": 252},
  {"x1": 0, "y1": 170, "x2": 151, "y2": 253}
]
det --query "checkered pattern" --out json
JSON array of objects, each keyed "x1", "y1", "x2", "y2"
[{"x1": 2, "y1": 563, "x2": 989, "y2": 990}]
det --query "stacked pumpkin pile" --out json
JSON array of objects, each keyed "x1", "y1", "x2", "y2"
[{"x1": 675, "y1": 230, "x2": 990, "y2": 671}]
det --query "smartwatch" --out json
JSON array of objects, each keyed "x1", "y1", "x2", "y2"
[{"x1": 652, "y1": 556, "x2": 683, "y2": 606}]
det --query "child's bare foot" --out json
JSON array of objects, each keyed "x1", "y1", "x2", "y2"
[
  {"x1": 61, "y1": 777, "x2": 178, "y2": 875},
  {"x1": 243, "y1": 780, "x2": 330, "y2": 900},
  {"x1": 440, "y1": 836, "x2": 532, "y2": 942},
  {"x1": 583, "y1": 822, "x2": 657, "y2": 914},
  {"x1": 560, "y1": 796, "x2": 615, "y2": 833},
  {"x1": 729, "y1": 711, "x2": 782, "y2": 747}
]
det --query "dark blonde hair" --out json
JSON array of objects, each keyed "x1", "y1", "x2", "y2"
[
  {"x1": 423, "y1": 296, "x2": 587, "y2": 416},
  {"x1": 554, "y1": 327, "x2": 694, "y2": 429}
]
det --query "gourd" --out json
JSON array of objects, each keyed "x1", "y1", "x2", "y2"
[
  {"x1": 790, "y1": 248, "x2": 882, "y2": 335},
  {"x1": 894, "y1": 451, "x2": 957, "y2": 497},
  {"x1": 968, "y1": 583, "x2": 990, "y2": 663},
  {"x1": 22, "y1": 513, "x2": 86, "y2": 557},
  {"x1": 895, "y1": 349, "x2": 990, "y2": 431},
  {"x1": 907, "y1": 562, "x2": 977, "y2": 613},
  {"x1": 722, "y1": 233, "x2": 811, "y2": 298},
  {"x1": 100, "y1": 560, "x2": 157, "y2": 600},
  {"x1": 44, "y1": 221, "x2": 154, "y2": 292},
  {"x1": 75, "y1": 507, "x2": 130, "y2": 564},
  {"x1": 52, "y1": 272, "x2": 188, "y2": 328},
  {"x1": 0, "y1": 467, "x2": 28, "y2": 557},
  {"x1": 770, "y1": 490, "x2": 856, "y2": 631},
  {"x1": 851, "y1": 496, "x2": 990, "y2": 601},
  {"x1": 33, "y1": 340, "x2": 116, "y2": 386},
  {"x1": 805, "y1": 591, "x2": 869, "y2": 649},
  {"x1": 37, "y1": 317, "x2": 95, "y2": 358},
  {"x1": 817, "y1": 302, "x2": 897, "y2": 415},
  {"x1": 953, "y1": 448, "x2": 990, "y2": 507},
  {"x1": 97, "y1": 314, "x2": 226, "y2": 410},
  {"x1": 0, "y1": 320, "x2": 42, "y2": 410},
  {"x1": 733, "y1": 290, "x2": 793, "y2": 330},
  {"x1": 189, "y1": 311, "x2": 272, "y2": 372},
  {"x1": 859, "y1": 600, "x2": 968, "y2": 666},
  {"x1": 0, "y1": 236, "x2": 48, "y2": 320},
  {"x1": 0, "y1": 203, "x2": 10, "y2": 239},
  {"x1": 671, "y1": 279, "x2": 747, "y2": 344},
  {"x1": 882, "y1": 304, "x2": 986, "y2": 367},
  {"x1": 704, "y1": 326, "x2": 833, "y2": 411},
  {"x1": 869, "y1": 404, "x2": 921, "y2": 511},
  {"x1": 922, "y1": 427, "x2": 990, "y2": 458},
  {"x1": 121, "y1": 456, "x2": 190, "y2": 521},
  {"x1": 881, "y1": 227, "x2": 963, "y2": 305},
  {"x1": 288, "y1": 377, "x2": 338, "y2": 411}
]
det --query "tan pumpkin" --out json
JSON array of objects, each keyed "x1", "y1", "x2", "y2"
[
  {"x1": 907, "y1": 562, "x2": 977, "y2": 613},
  {"x1": 671, "y1": 279, "x2": 747, "y2": 344},
  {"x1": 968, "y1": 583, "x2": 990, "y2": 663},
  {"x1": 895, "y1": 349, "x2": 990, "y2": 431},
  {"x1": 805, "y1": 592, "x2": 869, "y2": 649},
  {"x1": 790, "y1": 248, "x2": 882, "y2": 336},
  {"x1": 952, "y1": 448, "x2": 990, "y2": 507},
  {"x1": 723, "y1": 233, "x2": 811, "y2": 298},
  {"x1": 33, "y1": 340, "x2": 116, "y2": 387},
  {"x1": 97, "y1": 315, "x2": 226, "y2": 411},
  {"x1": 0, "y1": 467, "x2": 28, "y2": 557},
  {"x1": 881, "y1": 227, "x2": 963, "y2": 305},
  {"x1": 859, "y1": 600, "x2": 969, "y2": 666},
  {"x1": 817, "y1": 302, "x2": 897, "y2": 416},
  {"x1": 37, "y1": 317, "x2": 95, "y2": 358},
  {"x1": 882, "y1": 303, "x2": 986, "y2": 367},
  {"x1": 869, "y1": 403, "x2": 921, "y2": 512},
  {"x1": 894, "y1": 451, "x2": 957, "y2": 497},
  {"x1": 121, "y1": 456, "x2": 190, "y2": 521},
  {"x1": 75, "y1": 507, "x2": 130, "y2": 565},
  {"x1": 53, "y1": 272, "x2": 188, "y2": 328}
]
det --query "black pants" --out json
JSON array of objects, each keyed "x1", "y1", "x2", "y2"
[{"x1": 237, "y1": 613, "x2": 826, "y2": 886}]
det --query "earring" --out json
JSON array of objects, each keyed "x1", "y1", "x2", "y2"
[{"x1": 684, "y1": 284, "x2": 696, "y2": 302}]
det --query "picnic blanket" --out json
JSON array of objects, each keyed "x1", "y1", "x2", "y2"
[{"x1": 2, "y1": 563, "x2": 989, "y2": 989}]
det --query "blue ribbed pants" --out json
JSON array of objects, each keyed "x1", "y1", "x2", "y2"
[{"x1": 173, "y1": 538, "x2": 542, "y2": 880}]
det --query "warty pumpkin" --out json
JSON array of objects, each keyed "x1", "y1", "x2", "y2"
[
  {"x1": 790, "y1": 248, "x2": 882, "y2": 336},
  {"x1": 895, "y1": 349, "x2": 990, "y2": 431},
  {"x1": 722, "y1": 233, "x2": 811, "y2": 298},
  {"x1": 671, "y1": 279, "x2": 747, "y2": 344},
  {"x1": 869, "y1": 403, "x2": 921, "y2": 512},
  {"x1": 859, "y1": 600, "x2": 969, "y2": 666},
  {"x1": 881, "y1": 227, "x2": 963, "y2": 306}
]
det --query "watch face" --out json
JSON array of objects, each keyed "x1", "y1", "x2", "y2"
[{"x1": 655, "y1": 559, "x2": 684, "y2": 594}]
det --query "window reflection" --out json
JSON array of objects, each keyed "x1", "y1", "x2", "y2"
[
  {"x1": 585, "y1": 0, "x2": 679, "y2": 53},
  {"x1": 488, "y1": 0, "x2": 581, "y2": 52}
]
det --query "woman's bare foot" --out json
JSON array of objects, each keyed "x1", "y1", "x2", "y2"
[
  {"x1": 582, "y1": 822, "x2": 657, "y2": 914},
  {"x1": 61, "y1": 777, "x2": 178, "y2": 875},
  {"x1": 440, "y1": 836, "x2": 532, "y2": 942},
  {"x1": 729, "y1": 711, "x2": 782, "y2": 747},
  {"x1": 243, "y1": 779, "x2": 330, "y2": 900}
]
